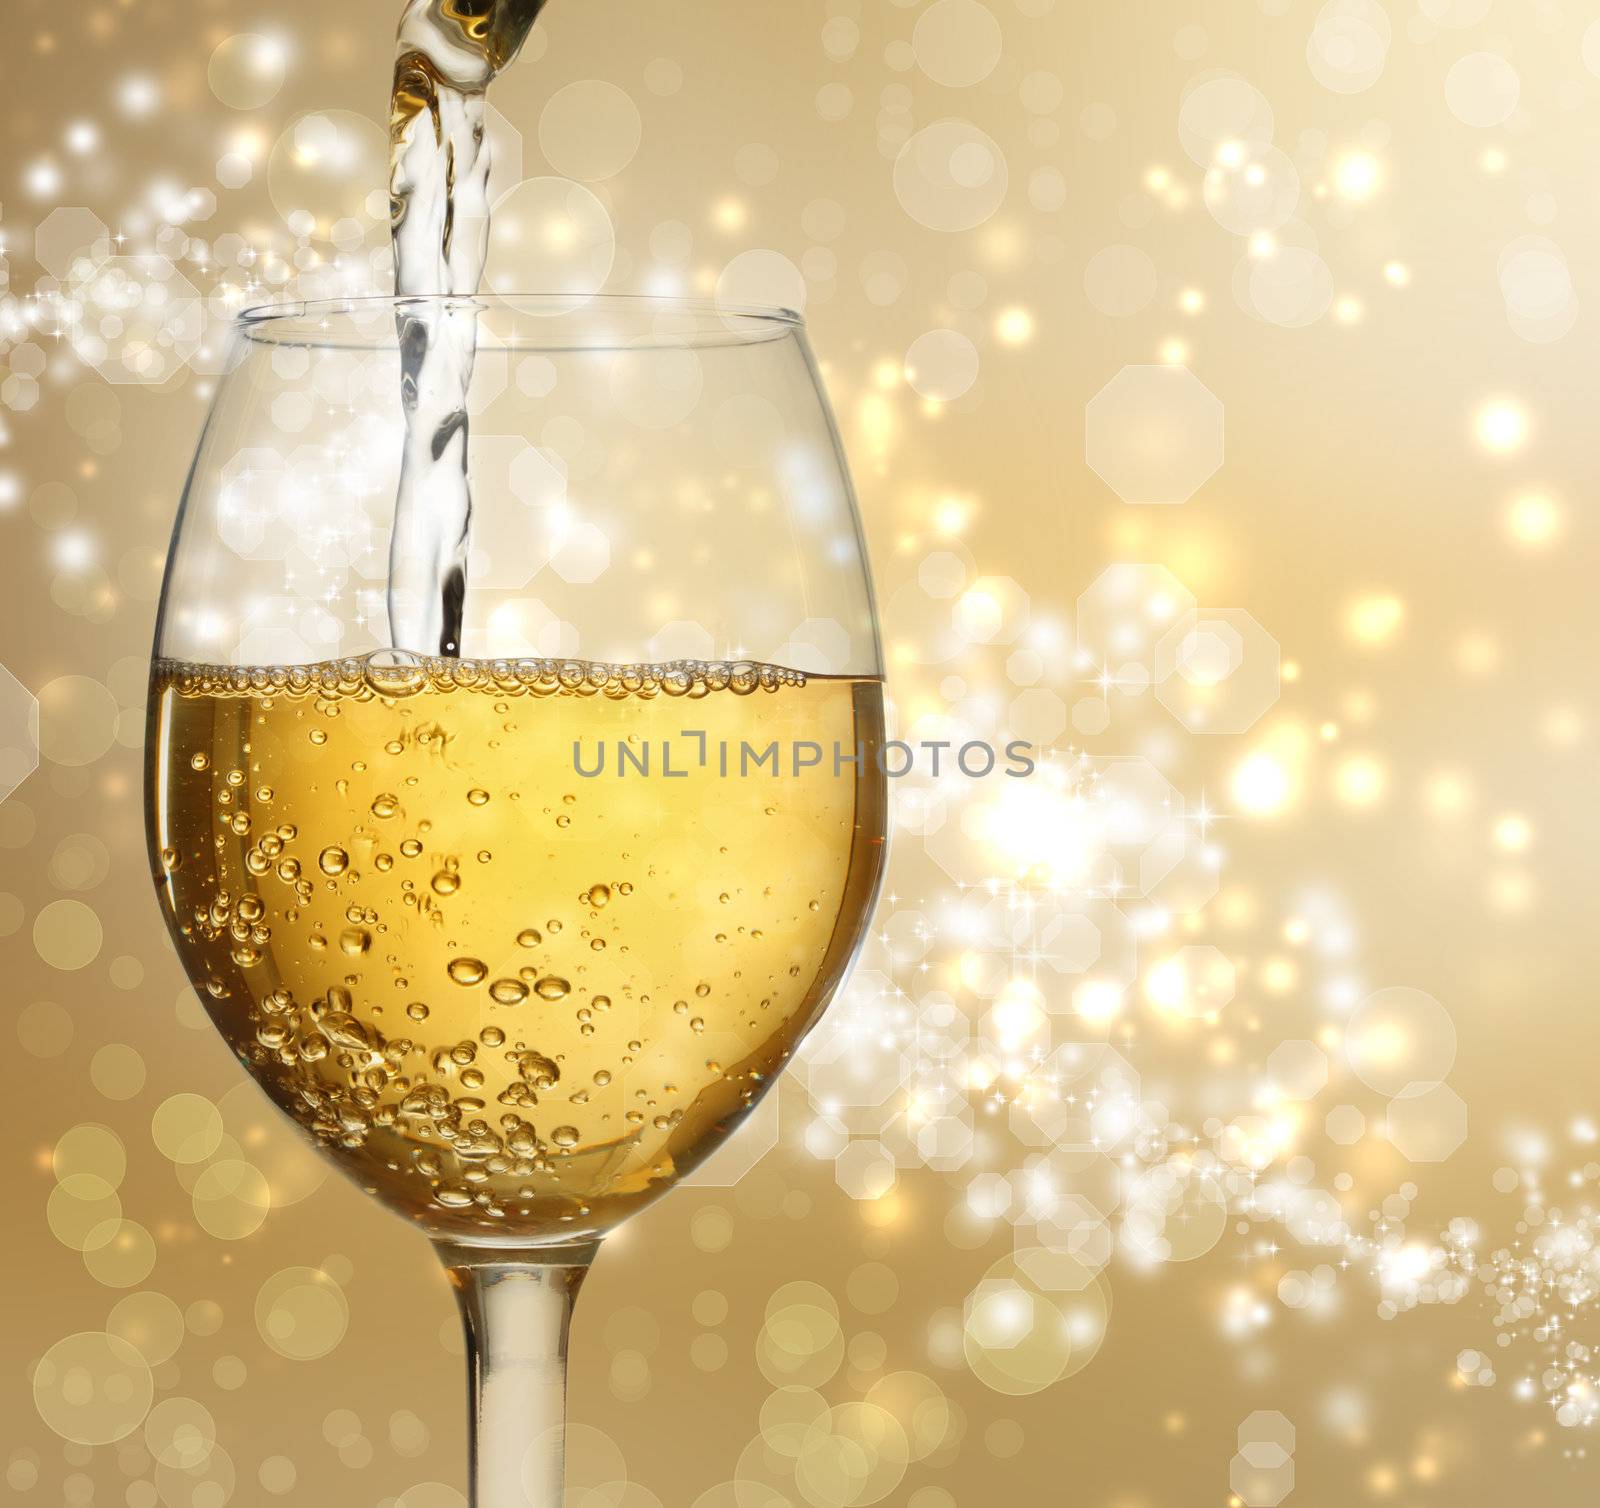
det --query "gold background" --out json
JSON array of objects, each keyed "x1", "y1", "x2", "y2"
[{"x1": 3, "y1": 0, "x2": 1597, "y2": 1503}]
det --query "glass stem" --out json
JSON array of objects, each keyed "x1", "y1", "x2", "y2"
[{"x1": 438, "y1": 1242, "x2": 598, "y2": 1508}]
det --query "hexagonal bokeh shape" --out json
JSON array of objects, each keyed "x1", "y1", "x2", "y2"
[
  {"x1": 277, "y1": 441, "x2": 389, "y2": 583},
  {"x1": 547, "y1": 519, "x2": 610, "y2": 584},
  {"x1": 1055, "y1": 1041, "x2": 1141, "y2": 1101},
  {"x1": 479, "y1": 598, "x2": 579, "y2": 659},
  {"x1": 36, "y1": 207, "x2": 112, "y2": 280},
  {"x1": 1325, "y1": 1105, "x2": 1366, "y2": 1145},
  {"x1": 1239, "y1": 1411, "x2": 1296, "y2": 1453},
  {"x1": 69, "y1": 255, "x2": 204, "y2": 386},
  {"x1": 0, "y1": 665, "x2": 40, "y2": 802},
  {"x1": 1007, "y1": 647, "x2": 1043, "y2": 687},
  {"x1": 1035, "y1": 911, "x2": 1107, "y2": 977},
  {"x1": 1011, "y1": 1044, "x2": 1140, "y2": 1148},
  {"x1": 510, "y1": 443, "x2": 568, "y2": 509},
  {"x1": 880, "y1": 909, "x2": 933, "y2": 970},
  {"x1": 1386, "y1": 1083, "x2": 1468, "y2": 1163},
  {"x1": 796, "y1": 970, "x2": 913, "y2": 1111},
  {"x1": 894, "y1": 778, "x2": 950, "y2": 840},
  {"x1": 1275, "y1": 1184, "x2": 1349, "y2": 1247},
  {"x1": 916, "y1": 993, "x2": 970, "y2": 1060},
  {"x1": 967, "y1": 1172, "x2": 1013, "y2": 1220},
  {"x1": 1122, "y1": 1160, "x2": 1229, "y2": 1264},
  {"x1": 465, "y1": 437, "x2": 569, "y2": 588},
  {"x1": 236, "y1": 594, "x2": 339, "y2": 666},
  {"x1": 778, "y1": 617, "x2": 854, "y2": 674},
  {"x1": 1230, "y1": 1453, "x2": 1294, "y2": 1508},
  {"x1": 682, "y1": 1088, "x2": 779, "y2": 1188},
  {"x1": 803, "y1": 1111, "x2": 849, "y2": 1162},
  {"x1": 2, "y1": 374, "x2": 40, "y2": 413},
  {"x1": 918, "y1": 549, "x2": 968, "y2": 600},
  {"x1": 914, "y1": 1110, "x2": 973, "y2": 1171},
  {"x1": 1022, "y1": 1144, "x2": 1125, "y2": 1219},
  {"x1": 1172, "y1": 619, "x2": 1243, "y2": 684},
  {"x1": 971, "y1": 892, "x2": 1137, "y2": 1016},
  {"x1": 1024, "y1": 1217, "x2": 1114, "y2": 1283},
  {"x1": 1008, "y1": 1081, "x2": 1089, "y2": 1151},
  {"x1": 1098, "y1": 755, "x2": 1190, "y2": 897},
  {"x1": 834, "y1": 1139, "x2": 897, "y2": 1200},
  {"x1": 1241, "y1": 1443, "x2": 1290, "y2": 1469},
  {"x1": 215, "y1": 446, "x2": 283, "y2": 562},
  {"x1": 1086, "y1": 365, "x2": 1224, "y2": 504},
  {"x1": 1155, "y1": 608, "x2": 1282, "y2": 733},
  {"x1": 1267, "y1": 1040, "x2": 1328, "y2": 1101},
  {"x1": 1076, "y1": 563, "x2": 1198, "y2": 675}
]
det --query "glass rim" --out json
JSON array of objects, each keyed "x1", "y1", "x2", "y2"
[{"x1": 234, "y1": 292, "x2": 806, "y2": 351}]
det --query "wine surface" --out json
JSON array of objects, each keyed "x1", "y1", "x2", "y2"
[{"x1": 147, "y1": 656, "x2": 886, "y2": 1244}]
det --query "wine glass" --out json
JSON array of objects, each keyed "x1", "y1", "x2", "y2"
[{"x1": 144, "y1": 294, "x2": 887, "y2": 1507}]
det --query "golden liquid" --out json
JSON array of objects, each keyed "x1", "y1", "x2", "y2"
[{"x1": 147, "y1": 656, "x2": 886, "y2": 1245}]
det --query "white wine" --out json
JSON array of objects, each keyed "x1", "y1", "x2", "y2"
[{"x1": 147, "y1": 655, "x2": 886, "y2": 1244}]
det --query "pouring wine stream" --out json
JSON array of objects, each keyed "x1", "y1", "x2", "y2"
[{"x1": 386, "y1": 0, "x2": 548, "y2": 656}]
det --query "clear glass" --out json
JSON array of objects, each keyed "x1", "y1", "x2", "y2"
[{"x1": 144, "y1": 294, "x2": 887, "y2": 1507}]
